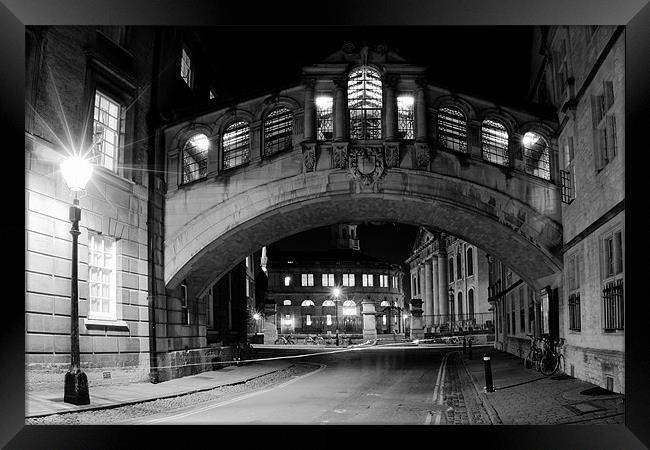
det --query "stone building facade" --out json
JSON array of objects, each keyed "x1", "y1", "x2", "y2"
[
  {"x1": 406, "y1": 228, "x2": 491, "y2": 335},
  {"x1": 264, "y1": 225, "x2": 406, "y2": 342}
]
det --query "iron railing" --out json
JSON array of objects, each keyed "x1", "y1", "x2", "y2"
[
  {"x1": 602, "y1": 279, "x2": 624, "y2": 331},
  {"x1": 421, "y1": 312, "x2": 494, "y2": 333}
]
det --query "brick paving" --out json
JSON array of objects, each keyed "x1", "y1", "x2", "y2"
[{"x1": 455, "y1": 349, "x2": 624, "y2": 425}]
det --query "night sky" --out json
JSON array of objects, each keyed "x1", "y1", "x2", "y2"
[{"x1": 213, "y1": 26, "x2": 538, "y2": 266}]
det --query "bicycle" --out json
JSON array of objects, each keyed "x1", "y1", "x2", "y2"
[
  {"x1": 524, "y1": 334, "x2": 561, "y2": 376},
  {"x1": 524, "y1": 334, "x2": 544, "y2": 371},
  {"x1": 303, "y1": 334, "x2": 324, "y2": 345},
  {"x1": 274, "y1": 335, "x2": 296, "y2": 345}
]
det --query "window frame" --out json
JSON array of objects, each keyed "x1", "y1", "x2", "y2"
[
  {"x1": 180, "y1": 133, "x2": 210, "y2": 185},
  {"x1": 379, "y1": 274, "x2": 389, "y2": 288},
  {"x1": 437, "y1": 106, "x2": 468, "y2": 153},
  {"x1": 362, "y1": 273, "x2": 374, "y2": 287},
  {"x1": 348, "y1": 66, "x2": 383, "y2": 140},
  {"x1": 222, "y1": 120, "x2": 250, "y2": 170},
  {"x1": 87, "y1": 231, "x2": 117, "y2": 321},
  {"x1": 522, "y1": 131, "x2": 551, "y2": 180},
  {"x1": 92, "y1": 90, "x2": 124, "y2": 173},
  {"x1": 343, "y1": 273, "x2": 355, "y2": 287},
  {"x1": 481, "y1": 118, "x2": 510, "y2": 166},
  {"x1": 180, "y1": 45, "x2": 193, "y2": 89},
  {"x1": 601, "y1": 227, "x2": 624, "y2": 332},
  {"x1": 301, "y1": 273, "x2": 314, "y2": 287},
  {"x1": 322, "y1": 273, "x2": 335, "y2": 287},
  {"x1": 263, "y1": 107, "x2": 294, "y2": 157},
  {"x1": 397, "y1": 94, "x2": 415, "y2": 140},
  {"x1": 316, "y1": 95, "x2": 334, "y2": 141},
  {"x1": 466, "y1": 247, "x2": 474, "y2": 277}
]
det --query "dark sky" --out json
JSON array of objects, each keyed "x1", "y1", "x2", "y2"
[{"x1": 201, "y1": 26, "x2": 536, "y2": 107}]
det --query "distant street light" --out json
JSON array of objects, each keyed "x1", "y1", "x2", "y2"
[
  {"x1": 60, "y1": 154, "x2": 93, "y2": 405},
  {"x1": 332, "y1": 288, "x2": 341, "y2": 346},
  {"x1": 253, "y1": 312, "x2": 261, "y2": 333}
]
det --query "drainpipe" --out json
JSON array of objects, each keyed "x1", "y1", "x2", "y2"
[{"x1": 146, "y1": 27, "x2": 162, "y2": 383}]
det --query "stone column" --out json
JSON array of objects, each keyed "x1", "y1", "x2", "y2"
[
  {"x1": 263, "y1": 302, "x2": 278, "y2": 344},
  {"x1": 431, "y1": 256, "x2": 440, "y2": 322},
  {"x1": 384, "y1": 77, "x2": 398, "y2": 140},
  {"x1": 415, "y1": 81, "x2": 428, "y2": 141},
  {"x1": 424, "y1": 259, "x2": 433, "y2": 329},
  {"x1": 410, "y1": 298, "x2": 424, "y2": 340},
  {"x1": 333, "y1": 79, "x2": 347, "y2": 141},
  {"x1": 303, "y1": 79, "x2": 316, "y2": 142},
  {"x1": 437, "y1": 252, "x2": 449, "y2": 322},
  {"x1": 362, "y1": 299, "x2": 377, "y2": 341}
]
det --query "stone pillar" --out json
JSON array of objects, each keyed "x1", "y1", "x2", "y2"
[
  {"x1": 362, "y1": 299, "x2": 377, "y2": 341},
  {"x1": 333, "y1": 79, "x2": 347, "y2": 141},
  {"x1": 437, "y1": 252, "x2": 449, "y2": 322},
  {"x1": 263, "y1": 303, "x2": 278, "y2": 344},
  {"x1": 207, "y1": 134, "x2": 220, "y2": 178},
  {"x1": 424, "y1": 259, "x2": 433, "y2": 329},
  {"x1": 415, "y1": 81, "x2": 428, "y2": 141},
  {"x1": 384, "y1": 78, "x2": 398, "y2": 140},
  {"x1": 410, "y1": 298, "x2": 424, "y2": 340},
  {"x1": 431, "y1": 256, "x2": 440, "y2": 321},
  {"x1": 303, "y1": 79, "x2": 316, "y2": 142},
  {"x1": 468, "y1": 121, "x2": 482, "y2": 159}
]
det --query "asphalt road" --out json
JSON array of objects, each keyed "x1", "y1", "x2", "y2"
[{"x1": 140, "y1": 345, "x2": 453, "y2": 425}]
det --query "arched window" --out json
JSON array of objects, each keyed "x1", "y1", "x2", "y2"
[
  {"x1": 523, "y1": 131, "x2": 551, "y2": 180},
  {"x1": 348, "y1": 66, "x2": 382, "y2": 139},
  {"x1": 322, "y1": 300, "x2": 335, "y2": 307},
  {"x1": 466, "y1": 248, "x2": 474, "y2": 276},
  {"x1": 437, "y1": 106, "x2": 468, "y2": 153},
  {"x1": 264, "y1": 107, "x2": 293, "y2": 156},
  {"x1": 181, "y1": 133, "x2": 209, "y2": 184},
  {"x1": 301, "y1": 300, "x2": 315, "y2": 307},
  {"x1": 457, "y1": 292, "x2": 463, "y2": 316},
  {"x1": 481, "y1": 119, "x2": 509, "y2": 166},
  {"x1": 380, "y1": 300, "x2": 390, "y2": 307},
  {"x1": 449, "y1": 258, "x2": 454, "y2": 282},
  {"x1": 457, "y1": 252, "x2": 462, "y2": 279},
  {"x1": 222, "y1": 120, "x2": 250, "y2": 169},
  {"x1": 468, "y1": 289, "x2": 475, "y2": 320}
]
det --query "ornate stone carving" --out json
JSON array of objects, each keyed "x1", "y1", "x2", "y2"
[
  {"x1": 332, "y1": 142, "x2": 349, "y2": 168},
  {"x1": 383, "y1": 142, "x2": 400, "y2": 168},
  {"x1": 301, "y1": 142, "x2": 316, "y2": 172},
  {"x1": 415, "y1": 142, "x2": 430, "y2": 169},
  {"x1": 348, "y1": 145, "x2": 387, "y2": 188}
]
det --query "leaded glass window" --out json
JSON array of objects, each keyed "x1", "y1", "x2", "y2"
[
  {"x1": 437, "y1": 107, "x2": 467, "y2": 153},
  {"x1": 182, "y1": 133, "x2": 209, "y2": 184},
  {"x1": 481, "y1": 119, "x2": 509, "y2": 166},
  {"x1": 523, "y1": 131, "x2": 551, "y2": 180},
  {"x1": 222, "y1": 121, "x2": 250, "y2": 169},
  {"x1": 397, "y1": 95, "x2": 414, "y2": 139},
  {"x1": 348, "y1": 66, "x2": 383, "y2": 139},
  {"x1": 88, "y1": 232, "x2": 116, "y2": 320},
  {"x1": 316, "y1": 96, "x2": 333, "y2": 140},
  {"x1": 92, "y1": 91, "x2": 122, "y2": 172},
  {"x1": 264, "y1": 107, "x2": 293, "y2": 156}
]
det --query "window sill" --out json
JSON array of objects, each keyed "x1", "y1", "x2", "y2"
[{"x1": 84, "y1": 318, "x2": 129, "y2": 331}]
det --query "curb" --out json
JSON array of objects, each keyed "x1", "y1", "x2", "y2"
[
  {"x1": 26, "y1": 363, "x2": 294, "y2": 419},
  {"x1": 458, "y1": 355, "x2": 503, "y2": 425}
]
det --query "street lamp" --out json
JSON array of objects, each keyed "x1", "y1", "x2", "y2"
[
  {"x1": 60, "y1": 155, "x2": 93, "y2": 405},
  {"x1": 253, "y1": 312, "x2": 261, "y2": 333},
  {"x1": 332, "y1": 288, "x2": 341, "y2": 346},
  {"x1": 448, "y1": 286, "x2": 454, "y2": 333}
]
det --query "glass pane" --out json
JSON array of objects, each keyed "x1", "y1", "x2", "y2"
[{"x1": 90, "y1": 296, "x2": 100, "y2": 312}]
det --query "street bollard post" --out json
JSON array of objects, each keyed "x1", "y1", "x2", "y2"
[
  {"x1": 463, "y1": 336, "x2": 467, "y2": 354},
  {"x1": 468, "y1": 339, "x2": 473, "y2": 359},
  {"x1": 483, "y1": 353, "x2": 495, "y2": 392}
]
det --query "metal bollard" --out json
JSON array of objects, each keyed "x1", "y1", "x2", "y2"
[
  {"x1": 468, "y1": 339, "x2": 473, "y2": 360},
  {"x1": 483, "y1": 353, "x2": 495, "y2": 392},
  {"x1": 463, "y1": 337, "x2": 467, "y2": 354}
]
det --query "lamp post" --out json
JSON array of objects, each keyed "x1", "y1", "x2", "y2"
[
  {"x1": 332, "y1": 287, "x2": 341, "y2": 346},
  {"x1": 60, "y1": 155, "x2": 93, "y2": 405},
  {"x1": 448, "y1": 286, "x2": 454, "y2": 333}
]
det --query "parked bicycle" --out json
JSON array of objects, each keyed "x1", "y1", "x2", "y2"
[
  {"x1": 274, "y1": 334, "x2": 296, "y2": 345},
  {"x1": 303, "y1": 334, "x2": 325, "y2": 345},
  {"x1": 524, "y1": 334, "x2": 562, "y2": 376}
]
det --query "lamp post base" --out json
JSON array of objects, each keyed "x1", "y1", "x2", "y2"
[{"x1": 64, "y1": 370, "x2": 90, "y2": 405}]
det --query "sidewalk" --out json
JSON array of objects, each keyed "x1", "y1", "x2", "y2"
[
  {"x1": 25, "y1": 360, "x2": 293, "y2": 418},
  {"x1": 456, "y1": 349, "x2": 625, "y2": 425}
]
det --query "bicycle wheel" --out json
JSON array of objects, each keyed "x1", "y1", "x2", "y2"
[{"x1": 539, "y1": 351, "x2": 560, "y2": 376}]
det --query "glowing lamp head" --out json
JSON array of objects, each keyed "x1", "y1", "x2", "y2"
[
  {"x1": 253, "y1": 313, "x2": 261, "y2": 321},
  {"x1": 60, "y1": 155, "x2": 93, "y2": 192},
  {"x1": 332, "y1": 288, "x2": 341, "y2": 298}
]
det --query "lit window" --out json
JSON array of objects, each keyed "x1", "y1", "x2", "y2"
[
  {"x1": 522, "y1": 132, "x2": 551, "y2": 180},
  {"x1": 209, "y1": 88, "x2": 216, "y2": 100},
  {"x1": 284, "y1": 276, "x2": 291, "y2": 287},
  {"x1": 379, "y1": 275, "x2": 388, "y2": 288},
  {"x1": 380, "y1": 300, "x2": 390, "y2": 307},
  {"x1": 316, "y1": 96, "x2": 333, "y2": 140},
  {"x1": 437, "y1": 107, "x2": 467, "y2": 153},
  {"x1": 362, "y1": 274, "x2": 374, "y2": 287},
  {"x1": 283, "y1": 299, "x2": 292, "y2": 306},
  {"x1": 322, "y1": 273, "x2": 335, "y2": 287},
  {"x1": 392, "y1": 275, "x2": 398, "y2": 289},
  {"x1": 301, "y1": 273, "x2": 314, "y2": 286},
  {"x1": 343, "y1": 273, "x2": 355, "y2": 287},
  {"x1": 301, "y1": 300, "x2": 315, "y2": 306},
  {"x1": 343, "y1": 300, "x2": 356, "y2": 316},
  {"x1": 222, "y1": 121, "x2": 250, "y2": 169},
  {"x1": 382, "y1": 315, "x2": 387, "y2": 325},
  {"x1": 92, "y1": 91, "x2": 123, "y2": 172},
  {"x1": 264, "y1": 107, "x2": 293, "y2": 156},
  {"x1": 306, "y1": 315, "x2": 312, "y2": 326},
  {"x1": 481, "y1": 119, "x2": 509, "y2": 166},
  {"x1": 326, "y1": 314, "x2": 332, "y2": 325},
  {"x1": 88, "y1": 232, "x2": 116, "y2": 320},
  {"x1": 397, "y1": 95, "x2": 414, "y2": 139},
  {"x1": 181, "y1": 133, "x2": 209, "y2": 184},
  {"x1": 348, "y1": 66, "x2": 382, "y2": 139},
  {"x1": 180, "y1": 47, "x2": 193, "y2": 88},
  {"x1": 322, "y1": 300, "x2": 335, "y2": 307}
]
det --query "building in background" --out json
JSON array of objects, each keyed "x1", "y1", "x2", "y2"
[
  {"x1": 264, "y1": 224, "x2": 406, "y2": 343},
  {"x1": 528, "y1": 26, "x2": 625, "y2": 393},
  {"x1": 406, "y1": 228, "x2": 491, "y2": 335}
]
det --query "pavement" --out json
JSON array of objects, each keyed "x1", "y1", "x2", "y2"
[
  {"x1": 25, "y1": 359, "x2": 293, "y2": 418},
  {"x1": 454, "y1": 348, "x2": 625, "y2": 425}
]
